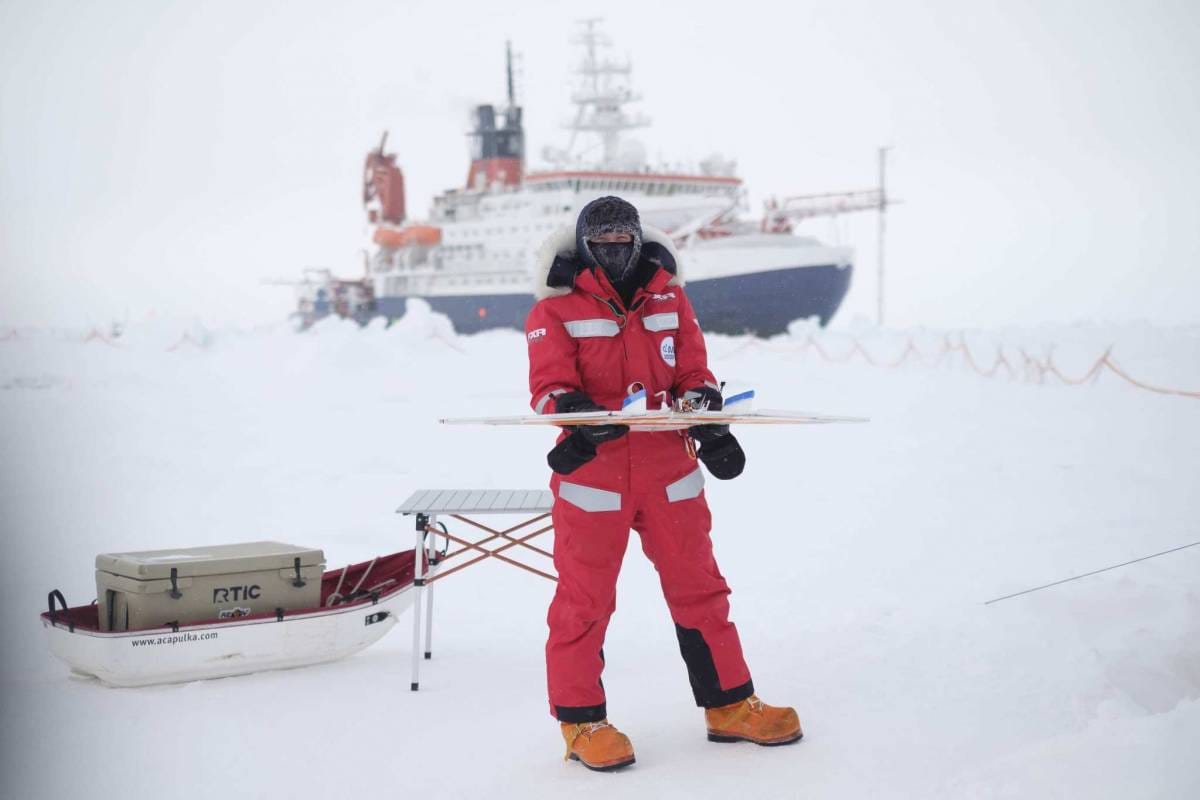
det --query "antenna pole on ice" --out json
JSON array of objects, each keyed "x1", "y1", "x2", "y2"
[
  {"x1": 876, "y1": 146, "x2": 890, "y2": 328},
  {"x1": 983, "y1": 540, "x2": 1200, "y2": 605},
  {"x1": 506, "y1": 40, "x2": 515, "y2": 108}
]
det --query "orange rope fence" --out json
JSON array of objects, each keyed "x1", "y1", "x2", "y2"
[
  {"x1": 19, "y1": 325, "x2": 1200, "y2": 401},
  {"x1": 165, "y1": 332, "x2": 205, "y2": 352},
  {"x1": 740, "y1": 333, "x2": 1200, "y2": 400},
  {"x1": 80, "y1": 329, "x2": 121, "y2": 347}
]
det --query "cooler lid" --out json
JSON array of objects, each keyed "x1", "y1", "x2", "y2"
[{"x1": 95, "y1": 541, "x2": 325, "y2": 580}]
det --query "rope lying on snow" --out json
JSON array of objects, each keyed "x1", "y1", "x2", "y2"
[{"x1": 983, "y1": 540, "x2": 1200, "y2": 605}]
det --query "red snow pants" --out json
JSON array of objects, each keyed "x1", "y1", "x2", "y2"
[{"x1": 546, "y1": 431, "x2": 754, "y2": 723}]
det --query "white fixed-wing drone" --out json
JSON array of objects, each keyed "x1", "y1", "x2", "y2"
[{"x1": 441, "y1": 390, "x2": 867, "y2": 432}]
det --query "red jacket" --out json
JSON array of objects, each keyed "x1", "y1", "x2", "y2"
[
  {"x1": 526, "y1": 229, "x2": 718, "y2": 416},
  {"x1": 529, "y1": 228, "x2": 754, "y2": 719}
]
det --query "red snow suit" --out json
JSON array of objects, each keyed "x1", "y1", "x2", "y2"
[{"x1": 526, "y1": 243, "x2": 754, "y2": 723}]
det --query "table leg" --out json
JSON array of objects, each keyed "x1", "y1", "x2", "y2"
[
  {"x1": 410, "y1": 515, "x2": 426, "y2": 691},
  {"x1": 424, "y1": 517, "x2": 436, "y2": 660}
]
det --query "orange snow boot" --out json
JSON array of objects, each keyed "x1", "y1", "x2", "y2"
[
  {"x1": 705, "y1": 695, "x2": 803, "y2": 746},
  {"x1": 561, "y1": 719, "x2": 636, "y2": 771}
]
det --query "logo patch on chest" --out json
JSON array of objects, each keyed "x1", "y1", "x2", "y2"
[{"x1": 660, "y1": 336, "x2": 676, "y2": 367}]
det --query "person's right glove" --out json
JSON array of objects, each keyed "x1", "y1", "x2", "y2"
[
  {"x1": 547, "y1": 430, "x2": 597, "y2": 475},
  {"x1": 545, "y1": 391, "x2": 628, "y2": 475},
  {"x1": 554, "y1": 391, "x2": 628, "y2": 445}
]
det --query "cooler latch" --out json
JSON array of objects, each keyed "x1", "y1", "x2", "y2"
[{"x1": 291, "y1": 557, "x2": 307, "y2": 588}]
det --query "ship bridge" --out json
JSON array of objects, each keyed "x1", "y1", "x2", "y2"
[{"x1": 524, "y1": 169, "x2": 741, "y2": 199}]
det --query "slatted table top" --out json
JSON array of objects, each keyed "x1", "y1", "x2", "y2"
[{"x1": 397, "y1": 489, "x2": 554, "y2": 516}]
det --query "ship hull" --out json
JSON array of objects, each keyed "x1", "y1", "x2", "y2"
[
  {"x1": 374, "y1": 262, "x2": 852, "y2": 337},
  {"x1": 686, "y1": 262, "x2": 852, "y2": 335}
]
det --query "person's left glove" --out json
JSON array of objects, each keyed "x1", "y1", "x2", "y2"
[
  {"x1": 696, "y1": 432, "x2": 746, "y2": 480},
  {"x1": 682, "y1": 386, "x2": 730, "y2": 442},
  {"x1": 681, "y1": 386, "x2": 745, "y2": 479}
]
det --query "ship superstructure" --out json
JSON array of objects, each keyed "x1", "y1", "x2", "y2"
[{"x1": 317, "y1": 21, "x2": 883, "y2": 336}]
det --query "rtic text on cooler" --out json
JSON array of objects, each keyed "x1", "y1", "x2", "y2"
[{"x1": 212, "y1": 585, "x2": 262, "y2": 603}]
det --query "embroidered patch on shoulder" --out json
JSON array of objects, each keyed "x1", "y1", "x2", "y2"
[{"x1": 660, "y1": 335, "x2": 676, "y2": 367}]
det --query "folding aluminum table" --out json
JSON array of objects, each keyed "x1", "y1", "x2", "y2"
[{"x1": 397, "y1": 488, "x2": 556, "y2": 690}]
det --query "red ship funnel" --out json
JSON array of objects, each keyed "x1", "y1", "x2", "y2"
[{"x1": 466, "y1": 104, "x2": 524, "y2": 190}]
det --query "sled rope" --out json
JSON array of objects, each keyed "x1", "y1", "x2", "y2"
[
  {"x1": 325, "y1": 556, "x2": 379, "y2": 606},
  {"x1": 348, "y1": 557, "x2": 379, "y2": 597},
  {"x1": 326, "y1": 565, "x2": 351, "y2": 606},
  {"x1": 983, "y1": 540, "x2": 1200, "y2": 605}
]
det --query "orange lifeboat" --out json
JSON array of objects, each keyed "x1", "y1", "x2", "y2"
[{"x1": 373, "y1": 224, "x2": 442, "y2": 249}]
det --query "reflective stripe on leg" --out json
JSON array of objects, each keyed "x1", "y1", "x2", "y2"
[
  {"x1": 558, "y1": 481, "x2": 622, "y2": 512},
  {"x1": 665, "y1": 467, "x2": 704, "y2": 502}
]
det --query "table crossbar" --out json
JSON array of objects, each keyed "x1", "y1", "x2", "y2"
[
  {"x1": 430, "y1": 524, "x2": 556, "y2": 583},
  {"x1": 447, "y1": 513, "x2": 556, "y2": 559}
]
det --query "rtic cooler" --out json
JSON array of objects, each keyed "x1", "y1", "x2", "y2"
[{"x1": 95, "y1": 541, "x2": 325, "y2": 632}]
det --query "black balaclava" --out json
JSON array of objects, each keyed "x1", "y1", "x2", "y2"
[
  {"x1": 592, "y1": 241, "x2": 635, "y2": 279},
  {"x1": 576, "y1": 196, "x2": 643, "y2": 286}
]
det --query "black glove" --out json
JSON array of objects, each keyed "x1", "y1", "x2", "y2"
[
  {"x1": 547, "y1": 430, "x2": 597, "y2": 475},
  {"x1": 683, "y1": 386, "x2": 730, "y2": 442},
  {"x1": 554, "y1": 391, "x2": 628, "y2": 445},
  {"x1": 696, "y1": 432, "x2": 746, "y2": 480}
]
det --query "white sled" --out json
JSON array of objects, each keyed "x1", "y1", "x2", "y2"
[
  {"x1": 41, "y1": 551, "x2": 419, "y2": 688},
  {"x1": 442, "y1": 389, "x2": 868, "y2": 431}
]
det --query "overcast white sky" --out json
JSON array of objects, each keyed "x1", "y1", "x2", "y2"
[{"x1": 1, "y1": 0, "x2": 1197, "y2": 329}]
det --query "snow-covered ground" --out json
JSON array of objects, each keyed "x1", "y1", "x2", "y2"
[{"x1": 2, "y1": 308, "x2": 1198, "y2": 798}]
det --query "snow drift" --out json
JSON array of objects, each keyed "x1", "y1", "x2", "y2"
[{"x1": 1, "y1": 314, "x2": 1197, "y2": 798}]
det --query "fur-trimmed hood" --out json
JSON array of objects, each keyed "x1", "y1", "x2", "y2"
[{"x1": 532, "y1": 223, "x2": 684, "y2": 301}]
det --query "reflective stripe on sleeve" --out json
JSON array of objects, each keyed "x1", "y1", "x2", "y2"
[
  {"x1": 535, "y1": 389, "x2": 568, "y2": 415},
  {"x1": 665, "y1": 468, "x2": 705, "y2": 502},
  {"x1": 642, "y1": 312, "x2": 679, "y2": 332},
  {"x1": 564, "y1": 319, "x2": 620, "y2": 338},
  {"x1": 558, "y1": 482, "x2": 622, "y2": 512}
]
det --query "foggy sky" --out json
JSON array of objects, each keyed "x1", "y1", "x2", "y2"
[{"x1": 1, "y1": 0, "x2": 1198, "y2": 328}]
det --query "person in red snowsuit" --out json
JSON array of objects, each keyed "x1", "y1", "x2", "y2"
[{"x1": 526, "y1": 196, "x2": 801, "y2": 770}]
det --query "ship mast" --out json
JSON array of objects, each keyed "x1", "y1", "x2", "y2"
[{"x1": 549, "y1": 18, "x2": 648, "y2": 169}]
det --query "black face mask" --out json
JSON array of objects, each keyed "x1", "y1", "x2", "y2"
[{"x1": 591, "y1": 242, "x2": 635, "y2": 281}]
